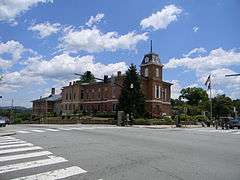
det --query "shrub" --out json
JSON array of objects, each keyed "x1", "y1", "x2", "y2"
[
  {"x1": 134, "y1": 118, "x2": 151, "y2": 125},
  {"x1": 94, "y1": 112, "x2": 115, "y2": 118},
  {"x1": 179, "y1": 114, "x2": 191, "y2": 122},
  {"x1": 13, "y1": 118, "x2": 22, "y2": 124},
  {"x1": 194, "y1": 115, "x2": 209, "y2": 122}
]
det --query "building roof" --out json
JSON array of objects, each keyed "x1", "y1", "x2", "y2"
[
  {"x1": 32, "y1": 94, "x2": 62, "y2": 102},
  {"x1": 141, "y1": 52, "x2": 161, "y2": 65}
]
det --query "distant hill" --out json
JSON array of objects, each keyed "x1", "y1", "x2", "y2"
[{"x1": 0, "y1": 106, "x2": 32, "y2": 111}]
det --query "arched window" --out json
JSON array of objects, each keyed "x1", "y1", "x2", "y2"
[
  {"x1": 144, "y1": 68, "x2": 149, "y2": 77},
  {"x1": 156, "y1": 68, "x2": 159, "y2": 77}
]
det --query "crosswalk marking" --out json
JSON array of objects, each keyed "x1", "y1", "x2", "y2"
[
  {"x1": 0, "y1": 136, "x2": 87, "y2": 179},
  {"x1": 0, "y1": 139, "x2": 21, "y2": 143},
  {"x1": 0, "y1": 136, "x2": 15, "y2": 140},
  {"x1": 0, "y1": 143, "x2": 33, "y2": 149},
  {"x1": 0, "y1": 146, "x2": 42, "y2": 155},
  {"x1": 0, "y1": 141, "x2": 26, "y2": 145},
  {"x1": 0, "y1": 151, "x2": 53, "y2": 162},
  {"x1": 17, "y1": 131, "x2": 31, "y2": 134},
  {"x1": 44, "y1": 128, "x2": 60, "y2": 132},
  {"x1": 30, "y1": 130, "x2": 45, "y2": 133},
  {"x1": 11, "y1": 166, "x2": 87, "y2": 180},
  {"x1": 0, "y1": 155, "x2": 67, "y2": 174}
]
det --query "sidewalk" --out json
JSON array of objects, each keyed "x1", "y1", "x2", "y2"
[{"x1": 133, "y1": 124, "x2": 203, "y2": 129}]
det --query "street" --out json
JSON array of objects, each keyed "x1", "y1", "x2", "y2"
[{"x1": 0, "y1": 125, "x2": 239, "y2": 180}]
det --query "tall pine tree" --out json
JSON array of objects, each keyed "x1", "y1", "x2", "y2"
[{"x1": 118, "y1": 64, "x2": 145, "y2": 118}]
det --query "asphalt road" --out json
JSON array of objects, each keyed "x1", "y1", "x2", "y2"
[{"x1": 0, "y1": 124, "x2": 239, "y2": 180}]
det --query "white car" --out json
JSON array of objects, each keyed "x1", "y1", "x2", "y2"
[{"x1": 0, "y1": 118, "x2": 6, "y2": 127}]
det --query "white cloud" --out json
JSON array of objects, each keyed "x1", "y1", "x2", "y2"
[
  {"x1": 170, "y1": 80, "x2": 182, "y2": 99},
  {"x1": 0, "y1": 40, "x2": 36, "y2": 69},
  {"x1": 165, "y1": 48, "x2": 240, "y2": 99},
  {"x1": 24, "y1": 53, "x2": 128, "y2": 79},
  {"x1": 86, "y1": 13, "x2": 104, "y2": 27},
  {"x1": 0, "y1": 53, "x2": 128, "y2": 93},
  {"x1": 60, "y1": 27, "x2": 148, "y2": 53},
  {"x1": 140, "y1": 4, "x2": 182, "y2": 30},
  {"x1": 183, "y1": 47, "x2": 206, "y2": 57},
  {"x1": 193, "y1": 26, "x2": 199, "y2": 32},
  {"x1": 165, "y1": 48, "x2": 240, "y2": 72},
  {"x1": 28, "y1": 22, "x2": 61, "y2": 38},
  {"x1": 0, "y1": 0, "x2": 54, "y2": 25}
]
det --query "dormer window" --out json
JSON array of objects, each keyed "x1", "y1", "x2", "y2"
[
  {"x1": 145, "y1": 57, "x2": 149, "y2": 63},
  {"x1": 144, "y1": 68, "x2": 149, "y2": 77}
]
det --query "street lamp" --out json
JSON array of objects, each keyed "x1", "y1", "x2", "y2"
[{"x1": 225, "y1": 73, "x2": 240, "y2": 77}]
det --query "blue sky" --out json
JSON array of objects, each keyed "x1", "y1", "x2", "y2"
[{"x1": 0, "y1": 0, "x2": 240, "y2": 107}]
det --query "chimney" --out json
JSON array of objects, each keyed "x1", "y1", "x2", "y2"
[
  {"x1": 51, "y1": 88, "x2": 55, "y2": 95},
  {"x1": 117, "y1": 71, "x2": 121, "y2": 77},
  {"x1": 69, "y1": 82, "x2": 72, "y2": 86}
]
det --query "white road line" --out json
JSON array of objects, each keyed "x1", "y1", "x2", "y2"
[
  {"x1": 232, "y1": 131, "x2": 240, "y2": 134},
  {"x1": 17, "y1": 131, "x2": 31, "y2": 134},
  {"x1": 0, "y1": 151, "x2": 53, "y2": 162},
  {"x1": 0, "y1": 143, "x2": 33, "y2": 149},
  {"x1": 11, "y1": 166, "x2": 87, "y2": 180},
  {"x1": 0, "y1": 136, "x2": 15, "y2": 140},
  {"x1": 0, "y1": 155, "x2": 67, "y2": 174},
  {"x1": 44, "y1": 128, "x2": 60, "y2": 132},
  {"x1": 0, "y1": 139, "x2": 22, "y2": 143},
  {"x1": 0, "y1": 146, "x2": 42, "y2": 155},
  {"x1": 57, "y1": 128, "x2": 73, "y2": 131},
  {"x1": 30, "y1": 129, "x2": 45, "y2": 133},
  {"x1": 0, "y1": 141, "x2": 26, "y2": 145}
]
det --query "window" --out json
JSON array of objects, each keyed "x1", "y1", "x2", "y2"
[
  {"x1": 144, "y1": 68, "x2": 149, "y2": 77},
  {"x1": 156, "y1": 68, "x2": 159, "y2": 77},
  {"x1": 80, "y1": 90, "x2": 84, "y2": 99},
  {"x1": 155, "y1": 85, "x2": 160, "y2": 99},
  {"x1": 69, "y1": 93, "x2": 72, "y2": 100},
  {"x1": 66, "y1": 93, "x2": 68, "y2": 100},
  {"x1": 98, "y1": 88, "x2": 101, "y2": 99},
  {"x1": 112, "y1": 104, "x2": 117, "y2": 111},
  {"x1": 73, "y1": 93, "x2": 76, "y2": 100},
  {"x1": 80, "y1": 105, "x2": 83, "y2": 111},
  {"x1": 97, "y1": 104, "x2": 100, "y2": 111},
  {"x1": 165, "y1": 89, "x2": 167, "y2": 101}
]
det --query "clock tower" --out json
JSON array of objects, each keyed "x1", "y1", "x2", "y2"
[{"x1": 140, "y1": 41, "x2": 172, "y2": 117}]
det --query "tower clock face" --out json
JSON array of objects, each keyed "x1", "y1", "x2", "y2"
[{"x1": 145, "y1": 57, "x2": 149, "y2": 63}]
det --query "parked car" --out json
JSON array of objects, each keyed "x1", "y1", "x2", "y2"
[
  {"x1": 4, "y1": 117, "x2": 10, "y2": 125},
  {"x1": 229, "y1": 117, "x2": 240, "y2": 129},
  {"x1": 0, "y1": 117, "x2": 6, "y2": 127},
  {"x1": 216, "y1": 117, "x2": 233, "y2": 129}
]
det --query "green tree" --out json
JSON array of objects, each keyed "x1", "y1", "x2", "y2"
[
  {"x1": 118, "y1": 64, "x2": 145, "y2": 118},
  {"x1": 233, "y1": 99, "x2": 240, "y2": 116},
  {"x1": 212, "y1": 94, "x2": 233, "y2": 118},
  {"x1": 180, "y1": 87, "x2": 208, "y2": 106},
  {"x1": 78, "y1": 71, "x2": 96, "y2": 84}
]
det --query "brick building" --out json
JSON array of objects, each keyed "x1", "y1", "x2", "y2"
[
  {"x1": 32, "y1": 88, "x2": 62, "y2": 117},
  {"x1": 60, "y1": 50, "x2": 172, "y2": 117}
]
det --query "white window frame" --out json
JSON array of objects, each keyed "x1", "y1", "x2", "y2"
[{"x1": 145, "y1": 68, "x2": 149, "y2": 77}]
